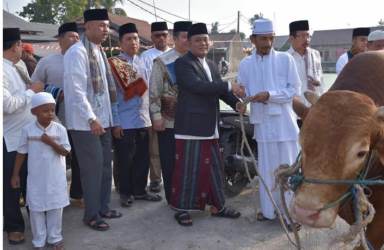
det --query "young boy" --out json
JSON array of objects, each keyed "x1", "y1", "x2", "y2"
[{"x1": 11, "y1": 92, "x2": 70, "y2": 250}]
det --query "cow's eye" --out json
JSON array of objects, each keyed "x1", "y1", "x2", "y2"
[{"x1": 357, "y1": 151, "x2": 367, "y2": 158}]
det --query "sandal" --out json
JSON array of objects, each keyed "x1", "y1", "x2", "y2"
[
  {"x1": 256, "y1": 212, "x2": 272, "y2": 221},
  {"x1": 211, "y1": 207, "x2": 241, "y2": 219},
  {"x1": 134, "y1": 193, "x2": 162, "y2": 202},
  {"x1": 174, "y1": 211, "x2": 193, "y2": 226},
  {"x1": 100, "y1": 210, "x2": 122, "y2": 219},
  {"x1": 8, "y1": 232, "x2": 25, "y2": 245},
  {"x1": 84, "y1": 219, "x2": 110, "y2": 231},
  {"x1": 120, "y1": 196, "x2": 133, "y2": 207}
]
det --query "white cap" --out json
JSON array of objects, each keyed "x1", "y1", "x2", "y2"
[
  {"x1": 31, "y1": 92, "x2": 56, "y2": 109},
  {"x1": 252, "y1": 18, "x2": 274, "y2": 35},
  {"x1": 368, "y1": 30, "x2": 384, "y2": 41}
]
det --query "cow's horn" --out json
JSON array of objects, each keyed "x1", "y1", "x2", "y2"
[
  {"x1": 375, "y1": 106, "x2": 384, "y2": 122},
  {"x1": 304, "y1": 91, "x2": 320, "y2": 105}
]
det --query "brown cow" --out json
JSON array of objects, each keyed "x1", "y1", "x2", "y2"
[{"x1": 290, "y1": 51, "x2": 384, "y2": 250}]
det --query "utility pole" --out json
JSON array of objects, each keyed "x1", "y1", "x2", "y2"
[
  {"x1": 237, "y1": 10, "x2": 240, "y2": 34},
  {"x1": 188, "y1": 0, "x2": 191, "y2": 21},
  {"x1": 153, "y1": 0, "x2": 158, "y2": 21}
]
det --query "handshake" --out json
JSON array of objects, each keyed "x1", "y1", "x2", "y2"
[{"x1": 231, "y1": 82, "x2": 245, "y2": 98}]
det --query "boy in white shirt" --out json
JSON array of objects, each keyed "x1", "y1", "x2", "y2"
[{"x1": 11, "y1": 92, "x2": 71, "y2": 250}]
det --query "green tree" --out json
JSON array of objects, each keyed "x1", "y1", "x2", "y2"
[
  {"x1": 249, "y1": 13, "x2": 263, "y2": 26},
  {"x1": 95, "y1": 0, "x2": 124, "y2": 11},
  {"x1": 18, "y1": 0, "x2": 63, "y2": 24},
  {"x1": 211, "y1": 22, "x2": 219, "y2": 34},
  {"x1": 229, "y1": 29, "x2": 245, "y2": 40},
  {"x1": 379, "y1": 18, "x2": 384, "y2": 26},
  {"x1": 112, "y1": 7, "x2": 127, "y2": 16},
  {"x1": 61, "y1": 0, "x2": 88, "y2": 22}
]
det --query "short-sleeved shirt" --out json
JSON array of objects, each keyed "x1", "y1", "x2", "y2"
[{"x1": 17, "y1": 121, "x2": 71, "y2": 211}]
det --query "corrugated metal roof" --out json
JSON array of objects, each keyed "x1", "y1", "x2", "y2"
[{"x1": 311, "y1": 26, "x2": 383, "y2": 46}]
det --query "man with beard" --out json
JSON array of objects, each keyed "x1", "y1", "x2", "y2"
[
  {"x1": 237, "y1": 19, "x2": 301, "y2": 230},
  {"x1": 149, "y1": 21, "x2": 192, "y2": 204},
  {"x1": 336, "y1": 27, "x2": 370, "y2": 74},
  {"x1": 287, "y1": 20, "x2": 323, "y2": 106}
]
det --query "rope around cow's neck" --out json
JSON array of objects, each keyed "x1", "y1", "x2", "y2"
[{"x1": 238, "y1": 103, "x2": 302, "y2": 250}]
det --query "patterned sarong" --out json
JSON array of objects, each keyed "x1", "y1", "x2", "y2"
[{"x1": 171, "y1": 139, "x2": 226, "y2": 211}]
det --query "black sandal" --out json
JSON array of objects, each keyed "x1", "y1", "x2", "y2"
[
  {"x1": 100, "y1": 210, "x2": 122, "y2": 219},
  {"x1": 134, "y1": 193, "x2": 162, "y2": 202},
  {"x1": 211, "y1": 207, "x2": 241, "y2": 219},
  {"x1": 174, "y1": 211, "x2": 193, "y2": 226},
  {"x1": 285, "y1": 220, "x2": 301, "y2": 232},
  {"x1": 84, "y1": 219, "x2": 110, "y2": 231},
  {"x1": 256, "y1": 212, "x2": 272, "y2": 221}
]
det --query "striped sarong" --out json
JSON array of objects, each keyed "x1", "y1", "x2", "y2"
[{"x1": 170, "y1": 139, "x2": 226, "y2": 211}]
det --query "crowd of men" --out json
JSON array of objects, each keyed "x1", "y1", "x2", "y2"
[{"x1": 3, "y1": 7, "x2": 384, "y2": 249}]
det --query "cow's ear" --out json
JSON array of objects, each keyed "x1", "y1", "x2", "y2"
[
  {"x1": 304, "y1": 91, "x2": 320, "y2": 105},
  {"x1": 374, "y1": 106, "x2": 384, "y2": 164},
  {"x1": 293, "y1": 96, "x2": 310, "y2": 120}
]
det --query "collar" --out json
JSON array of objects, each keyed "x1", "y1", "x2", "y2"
[
  {"x1": 3, "y1": 58, "x2": 14, "y2": 66},
  {"x1": 119, "y1": 52, "x2": 136, "y2": 63},
  {"x1": 36, "y1": 120, "x2": 53, "y2": 132}
]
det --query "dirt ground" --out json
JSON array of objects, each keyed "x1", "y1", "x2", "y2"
[{"x1": 4, "y1": 178, "x2": 364, "y2": 250}]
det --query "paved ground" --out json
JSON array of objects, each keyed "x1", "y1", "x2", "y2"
[{"x1": 3, "y1": 177, "x2": 364, "y2": 250}]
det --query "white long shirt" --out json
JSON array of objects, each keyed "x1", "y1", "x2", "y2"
[
  {"x1": 31, "y1": 53, "x2": 66, "y2": 124},
  {"x1": 287, "y1": 47, "x2": 324, "y2": 105},
  {"x1": 3, "y1": 59, "x2": 35, "y2": 152},
  {"x1": 336, "y1": 52, "x2": 349, "y2": 74},
  {"x1": 141, "y1": 47, "x2": 170, "y2": 84},
  {"x1": 63, "y1": 41, "x2": 113, "y2": 130},
  {"x1": 17, "y1": 121, "x2": 70, "y2": 212},
  {"x1": 237, "y1": 49, "x2": 301, "y2": 142}
]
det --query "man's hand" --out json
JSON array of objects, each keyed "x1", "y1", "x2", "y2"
[
  {"x1": 152, "y1": 119, "x2": 165, "y2": 131},
  {"x1": 231, "y1": 82, "x2": 245, "y2": 98},
  {"x1": 90, "y1": 119, "x2": 106, "y2": 136},
  {"x1": 251, "y1": 91, "x2": 270, "y2": 103},
  {"x1": 11, "y1": 175, "x2": 20, "y2": 189},
  {"x1": 236, "y1": 102, "x2": 247, "y2": 114},
  {"x1": 41, "y1": 133, "x2": 55, "y2": 146},
  {"x1": 307, "y1": 76, "x2": 320, "y2": 87},
  {"x1": 29, "y1": 81, "x2": 44, "y2": 93},
  {"x1": 112, "y1": 126, "x2": 124, "y2": 139}
]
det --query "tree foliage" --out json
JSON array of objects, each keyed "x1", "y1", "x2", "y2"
[
  {"x1": 18, "y1": 0, "x2": 124, "y2": 24},
  {"x1": 379, "y1": 18, "x2": 384, "y2": 26},
  {"x1": 211, "y1": 22, "x2": 219, "y2": 34},
  {"x1": 249, "y1": 13, "x2": 264, "y2": 26}
]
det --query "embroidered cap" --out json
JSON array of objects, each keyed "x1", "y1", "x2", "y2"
[
  {"x1": 289, "y1": 20, "x2": 309, "y2": 35},
  {"x1": 83, "y1": 9, "x2": 109, "y2": 22},
  {"x1": 3, "y1": 28, "x2": 21, "y2": 44},
  {"x1": 368, "y1": 30, "x2": 384, "y2": 41},
  {"x1": 352, "y1": 27, "x2": 370, "y2": 38},
  {"x1": 151, "y1": 22, "x2": 168, "y2": 32},
  {"x1": 31, "y1": 92, "x2": 56, "y2": 109},
  {"x1": 119, "y1": 23, "x2": 138, "y2": 38},
  {"x1": 252, "y1": 18, "x2": 274, "y2": 35},
  {"x1": 58, "y1": 22, "x2": 78, "y2": 36}
]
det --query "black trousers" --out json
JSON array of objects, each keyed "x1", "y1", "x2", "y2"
[
  {"x1": 3, "y1": 140, "x2": 27, "y2": 233},
  {"x1": 157, "y1": 128, "x2": 175, "y2": 204},
  {"x1": 114, "y1": 128, "x2": 149, "y2": 197},
  {"x1": 68, "y1": 132, "x2": 83, "y2": 199}
]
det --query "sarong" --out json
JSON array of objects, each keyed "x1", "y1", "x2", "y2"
[{"x1": 171, "y1": 139, "x2": 226, "y2": 211}]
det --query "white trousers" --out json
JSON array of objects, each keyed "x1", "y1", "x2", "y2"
[
  {"x1": 30, "y1": 208, "x2": 63, "y2": 247},
  {"x1": 257, "y1": 140, "x2": 299, "y2": 219}
]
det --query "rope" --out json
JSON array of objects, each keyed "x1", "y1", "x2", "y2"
[
  {"x1": 330, "y1": 185, "x2": 375, "y2": 250},
  {"x1": 238, "y1": 98, "x2": 301, "y2": 249}
]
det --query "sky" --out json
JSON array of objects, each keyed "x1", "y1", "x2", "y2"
[{"x1": 3, "y1": 0, "x2": 384, "y2": 36}]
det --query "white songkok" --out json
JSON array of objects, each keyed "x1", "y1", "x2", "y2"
[
  {"x1": 368, "y1": 30, "x2": 384, "y2": 41},
  {"x1": 31, "y1": 92, "x2": 56, "y2": 109},
  {"x1": 252, "y1": 18, "x2": 274, "y2": 35}
]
